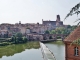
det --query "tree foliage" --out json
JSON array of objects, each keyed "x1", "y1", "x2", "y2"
[
  {"x1": 71, "y1": 38, "x2": 80, "y2": 45},
  {"x1": 50, "y1": 27, "x2": 75, "y2": 35},
  {"x1": 45, "y1": 30, "x2": 50, "y2": 34},
  {"x1": 64, "y1": 3, "x2": 80, "y2": 19},
  {"x1": 16, "y1": 33, "x2": 22, "y2": 38},
  {"x1": 11, "y1": 33, "x2": 27, "y2": 44},
  {"x1": 64, "y1": 2, "x2": 80, "y2": 45},
  {"x1": 64, "y1": 2, "x2": 80, "y2": 25}
]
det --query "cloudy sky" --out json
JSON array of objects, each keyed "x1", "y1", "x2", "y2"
[{"x1": 0, "y1": 0, "x2": 80, "y2": 25}]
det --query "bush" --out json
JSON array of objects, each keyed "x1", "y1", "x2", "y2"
[
  {"x1": 23, "y1": 37, "x2": 27, "y2": 43},
  {"x1": 57, "y1": 36, "x2": 61, "y2": 39},
  {"x1": 49, "y1": 36, "x2": 53, "y2": 39}
]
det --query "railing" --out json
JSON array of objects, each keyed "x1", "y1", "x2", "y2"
[{"x1": 40, "y1": 42, "x2": 56, "y2": 60}]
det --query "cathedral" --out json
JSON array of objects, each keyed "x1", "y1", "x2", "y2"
[{"x1": 42, "y1": 15, "x2": 63, "y2": 27}]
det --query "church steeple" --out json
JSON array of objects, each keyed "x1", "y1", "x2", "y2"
[
  {"x1": 42, "y1": 19, "x2": 43, "y2": 24},
  {"x1": 56, "y1": 15, "x2": 61, "y2": 26},
  {"x1": 19, "y1": 21, "x2": 21, "y2": 24},
  {"x1": 56, "y1": 15, "x2": 60, "y2": 22}
]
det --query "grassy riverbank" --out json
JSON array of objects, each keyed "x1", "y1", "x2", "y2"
[
  {"x1": 0, "y1": 41, "x2": 40, "y2": 58},
  {"x1": 0, "y1": 37, "x2": 28, "y2": 46}
]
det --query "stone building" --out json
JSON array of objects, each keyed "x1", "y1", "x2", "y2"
[
  {"x1": 26, "y1": 33, "x2": 43, "y2": 41},
  {"x1": 0, "y1": 30, "x2": 8, "y2": 38},
  {"x1": 42, "y1": 15, "x2": 63, "y2": 29},
  {"x1": 64, "y1": 26, "x2": 80, "y2": 60}
]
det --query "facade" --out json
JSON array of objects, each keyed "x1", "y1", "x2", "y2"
[
  {"x1": 42, "y1": 15, "x2": 63, "y2": 28},
  {"x1": 0, "y1": 30, "x2": 8, "y2": 38},
  {"x1": 0, "y1": 15, "x2": 67, "y2": 38},
  {"x1": 26, "y1": 33, "x2": 43, "y2": 40},
  {"x1": 64, "y1": 26, "x2": 80, "y2": 60}
]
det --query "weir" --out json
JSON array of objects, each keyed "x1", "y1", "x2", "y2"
[{"x1": 40, "y1": 42, "x2": 56, "y2": 60}]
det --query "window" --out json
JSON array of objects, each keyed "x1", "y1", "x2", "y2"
[{"x1": 74, "y1": 47, "x2": 79, "y2": 56}]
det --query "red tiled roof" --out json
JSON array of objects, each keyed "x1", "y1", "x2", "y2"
[{"x1": 64, "y1": 26, "x2": 80, "y2": 42}]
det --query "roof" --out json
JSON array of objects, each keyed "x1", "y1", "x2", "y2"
[
  {"x1": 64, "y1": 26, "x2": 80, "y2": 42},
  {"x1": 43, "y1": 21, "x2": 56, "y2": 26}
]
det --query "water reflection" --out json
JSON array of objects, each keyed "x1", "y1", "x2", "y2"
[
  {"x1": 0, "y1": 48, "x2": 43, "y2": 60},
  {"x1": 0, "y1": 41, "x2": 65, "y2": 60},
  {"x1": 0, "y1": 42, "x2": 40, "y2": 58},
  {"x1": 45, "y1": 42, "x2": 65, "y2": 60}
]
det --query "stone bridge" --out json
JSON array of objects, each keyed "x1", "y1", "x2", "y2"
[
  {"x1": 26, "y1": 33, "x2": 68, "y2": 41},
  {"x1": 42, "y1": 34, "x2": 67, "y2": 41}
]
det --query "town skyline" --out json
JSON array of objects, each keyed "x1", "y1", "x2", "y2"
[{"x1": 0, "y1": 0, "x2": 80, "y2": 25}]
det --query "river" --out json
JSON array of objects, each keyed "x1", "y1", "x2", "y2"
[{"x1": 0, "y1": 41, "x2": 65, "y2": 60}]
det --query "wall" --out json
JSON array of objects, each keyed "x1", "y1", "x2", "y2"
[{"x1": 65, "y1": 42, "x2": 80, "y2": 60}]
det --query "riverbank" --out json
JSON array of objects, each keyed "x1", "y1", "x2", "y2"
[
  {"x1": 0, "y1": 41, "x2": 40, "y2": 58},
  {"x1": 0, "y1": 37, "x2": 27, "y2": 46}
]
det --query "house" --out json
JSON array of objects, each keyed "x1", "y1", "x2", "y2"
[
  {"x1": 64, "y1": 26, "x2": 80, "y2": 60},
  {"x1": 26, "y1": 33, "x2": 43, "y2": 41},
  {"x1": 0, "y1": 30, "x2": 8, "y2": 38}
]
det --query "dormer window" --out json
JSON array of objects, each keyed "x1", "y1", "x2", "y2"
[{"x1": 74, "y1": 47, "x2": 79, "y2": 56}]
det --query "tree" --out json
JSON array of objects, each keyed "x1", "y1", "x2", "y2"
[
  {"x1": 64, "y1": 2, "x2": 80, "y2": 45},
  {"x1": 64, "y1": 2, "x2": 80, "y2": 25},
  {"x1": 23, "y1": 37, "x2": 27, "y2": 42},
  {"x1": 11, "y1": 35, "x2": 17, "y2": 44},
  {"x1": 16, "y1": 33, "x2": 22, "y2": 37},
  {"x1": 49, "y1": 36, "x2": 53, "y2": 39},
  {"x1": 50, "y1": 30, "x2": 56, "y2": 34},
  {"x1": 45, "y1": 30, "x2": 50, "y2": 34},
  {"x1": 11, "y1": 33, "x2": 27, "y2": 44},
  {"x1": 67, "y1": 25, "x2": 72, "y2": 28}
]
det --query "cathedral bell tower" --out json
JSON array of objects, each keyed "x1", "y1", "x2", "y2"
[{"x1": 56, "y1": 15, "x2": 60, "y2": 26}]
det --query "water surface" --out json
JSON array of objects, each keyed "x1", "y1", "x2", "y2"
[
  {"x1": 0, "y1": 42, "x2": 43, "y2": 60},
  {"x1": 0, "y1": 41, "x2": 65, "y2": 60},
  {"x1": 45, "y1": 42, "x2": 65, "y2": 60}
]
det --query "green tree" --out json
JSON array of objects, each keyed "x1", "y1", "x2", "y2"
[
  {"x1": 45, "y1": 30, "x2": 50, "y2": 34},
  {"x1": 11, "y1": 35, "x2": 17, "y2": 44},
  {"x1": 50, "y1": 30, "x2": 56, "y2": 34},
  {"x1": 64, "y1": 3, "x2": 80, "y2": 25},
  {"x1": 23, "y1": 37, "x2": 27, "y2": 43},
  {"x1": 55, "y1": 27, "x2": 65, "y2": 34},
  {"x1": 49, "y1": 36, "x2": 53, "y2": 39},
  {"x1": 67, "y1": 25, "x2": 72, "y2": 28},
  {"x1": 16, "y1": 33, "x2": 22, "y2": 37},
  {"x1": 11, "y1": 33, "x2": 27, "y2": 44},
  {"x1": 64, "y1": 2, "x2": 80, "y2": 45}
]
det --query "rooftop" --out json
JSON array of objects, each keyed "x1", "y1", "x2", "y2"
[{"x1": 64, "y1": 26, "x2": 80, "y2": 42}]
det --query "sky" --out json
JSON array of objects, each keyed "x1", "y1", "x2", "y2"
[{"x1": 0, "y1": 0, "x2": 80, "y2": 25}]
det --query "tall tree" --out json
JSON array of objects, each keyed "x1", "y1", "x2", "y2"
[
  {"x1": 64, "y1": 2, "x2": 80, "y2": 25},
  {"x1": 64, "y1": 2, "x2": 80, "y2": 45}
]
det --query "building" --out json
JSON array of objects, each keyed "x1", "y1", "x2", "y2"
[
  {"x1": 0, "y1": 30, "x2": 9, "y2": 38},
  {"x1": 42, "y1": 15, "x2": 63, "y2": 29},
  {"x1": 26, "y1": 33, "x2": 43, "y2": 41},
  {"x1": 64, "y1": 26, "x2": 80, "y2": 60}
]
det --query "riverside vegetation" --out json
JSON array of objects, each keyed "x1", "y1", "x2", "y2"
[
  {"x1": 0, "y1": 25, "x2": 77, "y2": 46},
  {"x1": 45, "y1": 25, "x2": 77, "y2": 35},
  {"x1": 0, "y1": 33, "x2": 27, "y2": 46},
  {"x1": 0, "y1": 41, "x2": 40, "y2": 58}
]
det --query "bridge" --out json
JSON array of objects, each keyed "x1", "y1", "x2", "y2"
[
  {"x1": 42, "y1": 34, "x2": 67, "y2": 40},
  {"x1": 40, "y1": 42, "x2": 56, "y2": 60},
  {"x1": 40, "y1": 39, "x2": 62, "y2": 43},
  {"x1": 26, "y1": 33, "x2": 67, "y2": 41}
]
